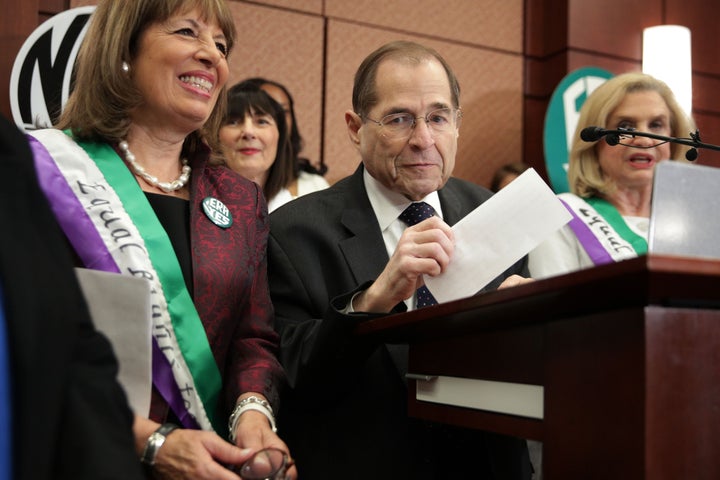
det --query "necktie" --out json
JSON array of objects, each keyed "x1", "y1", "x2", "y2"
[{"x1": 398, "y1": 202, "x2": 438, "y2": 308}]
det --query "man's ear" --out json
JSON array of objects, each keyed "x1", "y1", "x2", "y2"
[{"x1": 345, "y1": 110, "x2": 362, "y2": 147}]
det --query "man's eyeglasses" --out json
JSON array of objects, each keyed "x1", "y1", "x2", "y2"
[{"x1": 363, "y1": 107, "x2": 461, "y2": 139}]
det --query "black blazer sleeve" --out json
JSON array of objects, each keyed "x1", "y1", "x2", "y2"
[{"x1": 0, "y1": 116, "x2": 143, "y2": 480}]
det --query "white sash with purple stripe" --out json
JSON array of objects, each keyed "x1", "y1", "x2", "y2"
[
  {"x1": 27, "y1": 129, "x2": 214, "y2": 431},
  {"x1": 558, "y1": 193, "x2": 638, "y2": 266}
]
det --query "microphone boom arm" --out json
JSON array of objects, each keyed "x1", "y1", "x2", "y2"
[{"x1": 581, "y1": 126, "x2": 720, "y2": 161}]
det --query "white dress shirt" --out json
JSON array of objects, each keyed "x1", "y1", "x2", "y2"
[{"x1": 363, "y1": 168, "x2": 443, "y2": 310}]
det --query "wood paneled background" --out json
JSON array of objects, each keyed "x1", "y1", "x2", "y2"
[{"x1": 3, "y1": 0, "x2": 719, "y2": 187}]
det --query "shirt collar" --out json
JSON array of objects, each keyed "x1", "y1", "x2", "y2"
[{"x1": 363, "y1": 168, "x2": 443, "y2": 231}]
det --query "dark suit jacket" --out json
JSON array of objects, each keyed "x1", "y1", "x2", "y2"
[
  {"x1": 268, "y1": 164, "x2": 530, "y2": 480},
  {"x1": 0, "y1": 115, "x2": 143, "y2": 480}
]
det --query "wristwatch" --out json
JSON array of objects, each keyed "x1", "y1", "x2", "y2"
[{"x1": 141, "y1": 423, "x2": 179, "y2": 466}]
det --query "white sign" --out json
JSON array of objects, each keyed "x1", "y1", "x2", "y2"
[{"x1": 9, "y1": 6, "x2": 95, "y2": 131}]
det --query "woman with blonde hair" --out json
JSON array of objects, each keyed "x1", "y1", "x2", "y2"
[{"x1": 529, "y1": 72, "x2": 696, "y2": 279}]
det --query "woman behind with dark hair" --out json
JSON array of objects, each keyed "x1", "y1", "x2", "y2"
[
  {"x1": 490, "y1": 161, "x2": 529, "y2": 192},
  {"x1": 220, "y1": 80, "x2": 328, "y2": 212},
  {"x1": 244, "y1": 77, "x2": 328, "y2": 176}
]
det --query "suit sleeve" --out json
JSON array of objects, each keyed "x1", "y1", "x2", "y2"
[
  {"x1": 267, "y1": 231, "x2": 388, "y2": 398},
  {"x1": 0, "y1": 115, "x2": 143, "y2": 480}
]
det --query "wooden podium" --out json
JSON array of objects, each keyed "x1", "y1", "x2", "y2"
[{"x1": 356, "y1": 255, "x2": 720, "y2": 479}]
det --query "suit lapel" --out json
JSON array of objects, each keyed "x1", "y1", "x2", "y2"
[
  {"x1": 338, "y1": 167, "x2": 390, "y2": 286},
  {"x1": 338, "y1": 174, "x2": 470, "y2": 284},
  {"x1": 437, "y1": 181, "x2": 465, "y2": 226}
]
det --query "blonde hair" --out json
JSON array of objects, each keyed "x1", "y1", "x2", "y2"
[
  {"x1": 568, "y1": 72, "x2": 696, "y2": 198},
  {"x1": 56, "y1": 0, "x2": 236, "y2": 163}
]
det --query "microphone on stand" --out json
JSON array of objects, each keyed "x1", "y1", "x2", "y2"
[
  {"x1": 577, "y1": 126, "x2": 720, "y2": 161},
  {"x1": 579, "y1": 126, "x2": 607, "y2": 142},
  {"x1": 580, "y1": 127, "x2": 620, "y2": 146},
  {"x1": 579, "y1": 126, "x2": 620, "y2": 145}
]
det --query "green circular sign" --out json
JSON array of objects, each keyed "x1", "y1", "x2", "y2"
[{"x1": 544, "y1": 67, "x2": 613, "y2": 193}]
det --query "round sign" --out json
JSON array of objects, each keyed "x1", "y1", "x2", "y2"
[
  {"x1": 543, "y1": 67, "x2": 613, "y2": 193},
  {"x1": 10, "y1": 6, "x2": 96, "y2": 131}
]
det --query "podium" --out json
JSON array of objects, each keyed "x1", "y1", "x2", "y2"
[{"x1": 356, "y1": 255, "x2": 720, "y2": 479}]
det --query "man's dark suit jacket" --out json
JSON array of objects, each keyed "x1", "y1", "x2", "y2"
[
  {"x1": 0, "y1": 115, "x2": 143, "y2": 480},
  {"x1": 268, "y1": 164, "x2": 531, "y2": 480}
]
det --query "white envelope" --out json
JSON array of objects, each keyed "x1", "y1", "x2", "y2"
[{"x1": 424, "y1": 168, "x2": 571, "y2": 303}]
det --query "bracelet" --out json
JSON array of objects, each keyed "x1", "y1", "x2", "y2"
[
  {"x1": 228, "y1": 395, "x2": 277, "y2": 443},
  {"x1": 140, "y1": 423, "x2": 179, "y2": 467}
]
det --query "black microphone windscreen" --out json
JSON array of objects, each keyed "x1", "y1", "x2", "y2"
[
  {"x1": 605, "y1": 134, "x2": 620, "y2": 146},
  {"x1": 580, "y1": 126, "x2": 604, "y2": 142}
]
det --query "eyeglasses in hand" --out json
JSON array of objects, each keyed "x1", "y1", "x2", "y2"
[{"x1": 233, "y1": 447, "x2": 293, "y2": 480}]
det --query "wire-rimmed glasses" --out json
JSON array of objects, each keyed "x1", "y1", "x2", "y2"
[
  {"x1": 233, "y1": 447, "x2": 293, "y2": 480},
  {"x1": 363, "y1": 107, "x2": 461, "y2": 139}
]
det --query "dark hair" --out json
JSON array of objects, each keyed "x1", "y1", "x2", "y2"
[
  {"x1": 352, "y1": 40, "x2": 461, "y2": 118},
  {"x1": 243, "y1": 77, "x2": 327, "y2": 176},
  {"x1": 490, "y1": 161, "x2": 529, "y2": 192},
  {"x1": 225, "y1": 81, "x2": 294, "y2": 201}
]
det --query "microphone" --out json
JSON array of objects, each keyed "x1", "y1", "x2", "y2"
[
  {"x1": 580, "y1": 126, "x2": 620, "y2": 146},
  {"x1": 578, "y1": 126, "x2": 720, "y2": 162},
  {"x1": 579, "y1": 126, "x2": 607, "y2": 142}
]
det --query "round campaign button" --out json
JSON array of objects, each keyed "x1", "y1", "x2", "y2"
[{"x1": 202, "y1": 197, "x2": 233, "y2": 229}]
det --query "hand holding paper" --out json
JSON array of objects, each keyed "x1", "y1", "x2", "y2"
[{"x1": 424, "y1": 168, "x2": 571, "y2": 303}]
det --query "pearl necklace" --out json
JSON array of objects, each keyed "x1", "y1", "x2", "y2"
[{"x1": 118, "y1": 140, "x2": 191, "y2": 193}]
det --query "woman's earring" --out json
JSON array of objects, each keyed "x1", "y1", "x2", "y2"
[{"x1": 122, "y1": 61, "x2": 130, "y2": 74}]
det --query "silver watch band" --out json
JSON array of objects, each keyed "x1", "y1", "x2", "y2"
[{"x1": 141, "y1": 423, "x2": 179, "y2": 466}]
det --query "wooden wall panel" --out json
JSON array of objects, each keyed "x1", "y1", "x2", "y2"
[
  {"x1": 225, "y1": 2, "x2": 325, "y2": 174},
  {"x1": 39, "y1": 0, "x2": 66, "y2": 11},
  {"x1": 1, "y1": 0, "x2": 41, "y2": 121},
  {"x1": 524, "y1": 0, "x2": 568, "y2": 58},
  {"x1": 325, "y1": 0, "x2": 523, "y2": 53},
  {"x1": 666, "y1": 0, "x2": 720, "y2": 76},
  {"x1": 248, "y1": 0, "x2": 322, "y2": 15},
  {"x1": 569, "y1": 0, "x2": 663, "y2": 59}
]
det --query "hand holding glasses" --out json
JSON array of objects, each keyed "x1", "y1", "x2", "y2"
[{"x1": 232, "y1": 447, "x2": 293, "y2": 480}]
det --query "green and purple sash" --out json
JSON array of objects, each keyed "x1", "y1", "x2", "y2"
[
  {"x1": 558, "y1": 193, "x2": 647, "y2": 266},
  {"x1": 28, "y1": 129, "x2": 222, "y2": 432}
]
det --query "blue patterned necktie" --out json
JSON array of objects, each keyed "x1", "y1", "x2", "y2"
[{"x1": 398, "y1": 202, "x2": 439, "y2": 308}]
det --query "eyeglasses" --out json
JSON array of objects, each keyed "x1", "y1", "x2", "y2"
[
  {"x1": 363, "y1": 107, "x2": 461, "y2": 139},
  {"x1": 233, "y1": 447, "x2": 293, "y2": 480}
]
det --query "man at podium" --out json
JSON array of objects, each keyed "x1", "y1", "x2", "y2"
[{"x1": 267, "y1": 41, "x2": 531, "y2": 479}]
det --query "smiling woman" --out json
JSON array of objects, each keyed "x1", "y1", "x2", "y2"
[
  {"x1": 21, "y1": 1, "x2": 296, "y2": 479},
  {"x1": 219, "y1": 80, "x2": 328, "y2": 212}
]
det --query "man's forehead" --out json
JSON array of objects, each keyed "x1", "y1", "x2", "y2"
[{"x1": 373, "y1": 58, "x2": 452, "y2": 106}]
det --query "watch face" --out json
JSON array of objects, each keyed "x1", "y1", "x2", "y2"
[
  {"x1": 142, "y1": 432, "x2": 166, "y2": 465},
  {"x1": 142, "y1": 424, "x2": 178, "y2": 465}
]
